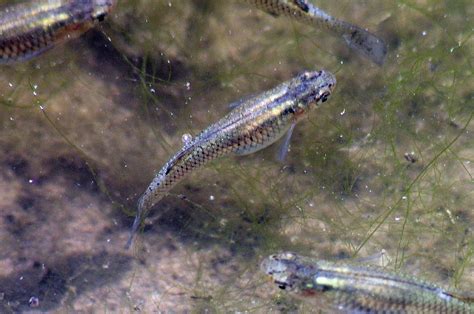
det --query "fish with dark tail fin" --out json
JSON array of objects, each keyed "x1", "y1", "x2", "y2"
[
  {"x1": 0, "y1": 0, "x2": 114, "y2": 63},
  {"x1": 243, "y1": 0, "x2": 387, "y2": 65},
  {"x1": 126, "y1": 70, "x2": 336, "y2": 248}
]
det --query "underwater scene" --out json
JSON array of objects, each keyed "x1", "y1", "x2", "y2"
[{"x1": 0, "y1": 0, "x2": 472, "y2": 312}]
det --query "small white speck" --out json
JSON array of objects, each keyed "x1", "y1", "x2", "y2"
[
  {"x1": 209, "y1": 195, "x2": 215, "y2": 201},
  {"x1": 28, "y1": 179, "x2": 34, "y2": 184},
  {"x1": 340, "y1": 108, "x2": 346, "y2": 116}
]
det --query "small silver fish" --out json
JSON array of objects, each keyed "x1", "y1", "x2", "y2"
[
  {"x1": 262, "y1": 252, "x2": 474, "y2": 313},
  {"x1": 243, "y1": 0, "x2": 387, "y2": 66},
  {"x1": 127, "y1": 70, "x2": 336, "y2": 248},
  {"x1": 0, "y1": 0, "x2": 114, "y2": 63}
]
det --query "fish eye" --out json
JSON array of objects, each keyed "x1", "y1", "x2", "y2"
[
  {"x1": 96, "y1": 13, "x2": 106, "y2": 21},
  {"x1": 320, "y1": 91, "x2": 330, "y2": 103}
]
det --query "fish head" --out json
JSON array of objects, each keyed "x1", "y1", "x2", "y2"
[
  {"x1": 261, "y1": 252, "x2": 317, "y2": 293},
  {"x1": 287, "y1": 70, "x2": 336, "y2": 118}
]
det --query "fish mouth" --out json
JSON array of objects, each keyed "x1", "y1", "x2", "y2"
[
  {"x1": 320, "y1": 70, "x2": 337, "y2": 91},
  {"x1": 260, "y1": 252, "x2": 296, "y2": 275}
]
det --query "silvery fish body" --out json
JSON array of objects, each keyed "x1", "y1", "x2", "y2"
[
  {"x1": 262, "y1": 252, "x2": 474, "y2": 313},
  {"x1": 127, "y1": 70, "x2": 336, "y2": 247},
  {"x1": 243, "y1": 0, "x2": 387, "y2": 66},
  {"x1": 0, "y1": 0, "x2": 114, "y2": 63}
]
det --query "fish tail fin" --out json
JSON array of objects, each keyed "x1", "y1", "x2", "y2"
[
  {"x1": 125, "y1": 196, "x2": 147, "y2": 250},
  {"x1": 341, "y1": 24, "x2": 387, "y2": 66},
  {"x1": 125, "y1": 215, "x2": 141, "y2": 250}
]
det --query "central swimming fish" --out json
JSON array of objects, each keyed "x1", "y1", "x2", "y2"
[
  {"x1": 261, "y1": 252, "x2": 474, "y2": 313},
  {"x1": 243, "y1": 0, "x2": 387, "y2": 66},
  {"x1": 127, "y1": 70, "x2": 336, "y2": 247},
  {"x1": 0, "y1": 0, "x2": 114, "y2": 63}
]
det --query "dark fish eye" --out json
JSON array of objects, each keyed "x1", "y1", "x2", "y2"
[
  {"x1": 320, "y1": 92, "x2": 330, "y2": 103},
  {"x1": 96, "y1": 13, "x2": 106, "y2": 21},
  {"x1": 278, "y1": 284, "x2": 287, "y2": 290}
]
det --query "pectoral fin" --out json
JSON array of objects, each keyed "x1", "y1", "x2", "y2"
[{"x1": 277, "y1": 123, "x2": 296, "y2": 162}]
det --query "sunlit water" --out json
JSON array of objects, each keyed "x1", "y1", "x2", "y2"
[{"x1": 0, "y1": 0, "x2": 472, "y2": 312}]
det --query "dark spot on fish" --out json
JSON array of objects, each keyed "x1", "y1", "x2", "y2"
[
  {"x1": 294, "y1": 0, "x2": 309, "y2": 12},
  {"x1": 95, "y1": 13, "x2": 106, "y2": 22},
  {"x1": 320, "y1": 92, "x2": 329, "y2": 103},
  {"x1": 318, "y1": 284, "x2": 333, "y2": 292}
]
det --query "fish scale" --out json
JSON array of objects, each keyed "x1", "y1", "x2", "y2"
[{"x1": 127, "y1": 70, "x2": 336, "y2": 247}]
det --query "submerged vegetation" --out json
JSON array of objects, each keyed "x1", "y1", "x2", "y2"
[{"x1": 0, "y1": 0, "x2": 472, "y2": 312}]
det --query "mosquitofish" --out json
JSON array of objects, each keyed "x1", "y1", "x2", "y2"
[
  {"x1": 127, "y1": 70, "x2": 336, "y2": 248},
  {"x1": 261, "y1": 252, "x2": 474, "y2": 313},
  {"x1": 0, "y1": 0, "x2": 114, "y2": 63},
  {"x1": 243, "y1": 0, "x2": 387, "y2": 66}
]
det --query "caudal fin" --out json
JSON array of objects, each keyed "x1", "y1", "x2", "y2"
[
  {"x1": 341, "y1": 25, "x2": 387, "y2": 66},
  {"x1": 125, "y1": 214, "x2": 141, "y2": 249}
]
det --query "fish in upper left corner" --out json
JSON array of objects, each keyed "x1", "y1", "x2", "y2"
[{"x1": 0, "y1": 0, "x2": 115, "y2": 64}]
